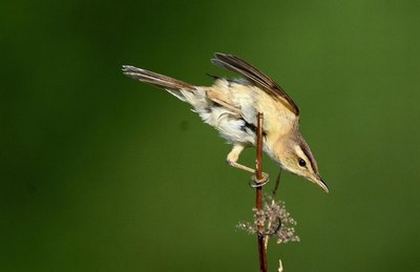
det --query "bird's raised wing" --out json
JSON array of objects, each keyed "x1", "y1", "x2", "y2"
[{"x1": 211, "y1": 53, "x2": 300, "y2": 116}]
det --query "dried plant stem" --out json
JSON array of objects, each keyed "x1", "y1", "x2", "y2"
[
  {"x1": 265, "y1": 170, "x2": 282, "y2": 249},
  {"x1": 272, "y1": 170, "x2": 282, "y2": 197},
  {"x1": 255, "y1": 112, "x2": 268, "y2": 272}
]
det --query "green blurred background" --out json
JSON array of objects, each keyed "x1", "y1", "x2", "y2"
[{"x1": 1, "y1": 0, "x2": 420, "y2": 271}]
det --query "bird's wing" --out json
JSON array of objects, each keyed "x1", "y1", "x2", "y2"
[{"x1": 211, "y1": 53, "x2": 300, "y2": 116}]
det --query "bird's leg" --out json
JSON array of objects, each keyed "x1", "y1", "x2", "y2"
[
  {"x1": 227, "y1": 145, "x2": 254, "y2": 173},
  {"x1": 226, "y1": 144, "x2": 269, "y2": 185}
]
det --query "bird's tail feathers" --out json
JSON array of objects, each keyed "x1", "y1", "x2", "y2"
[{"x1": 122, "y1": 65, "x2": 195, "y2": 92}]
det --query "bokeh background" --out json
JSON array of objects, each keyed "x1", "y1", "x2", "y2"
[{"x1": 1, "y1": 0, "x2": 420, "y2": 271}]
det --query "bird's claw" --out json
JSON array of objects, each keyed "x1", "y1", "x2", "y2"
[{"x1": 250, "y1": 172, "x2": 270, "y2": 188}]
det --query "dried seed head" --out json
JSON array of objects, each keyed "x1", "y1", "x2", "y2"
[{"x1": 237, "y1": 196, "x2": 300, "y2": 244}]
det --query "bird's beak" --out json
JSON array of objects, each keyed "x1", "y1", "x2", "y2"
[{"x1": 313, "y1": 175, "x2": 329, "y2": 193}]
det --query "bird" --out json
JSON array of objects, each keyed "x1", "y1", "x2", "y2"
[{"x1": 122, "y1": 53, "x2": 329, "y2": 193}]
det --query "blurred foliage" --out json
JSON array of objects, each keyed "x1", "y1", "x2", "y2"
[{"x1": 1, "y1": 0, "x2": 420, "y2": 271}]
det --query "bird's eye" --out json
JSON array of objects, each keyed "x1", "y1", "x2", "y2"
[{"x1": 298, "y1": 158, "x2": 306, "y2": 167}]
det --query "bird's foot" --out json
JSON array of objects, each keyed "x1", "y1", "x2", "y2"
[{"x1": 250, "y1": 172, "x2": 270, "y2": 188}]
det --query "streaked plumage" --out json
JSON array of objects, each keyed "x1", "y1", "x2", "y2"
[{"x1": 122, "y1": 53, "x2": 329, "y2": 192}]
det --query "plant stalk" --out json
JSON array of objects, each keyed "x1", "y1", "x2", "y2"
[{"x1": 256, "y1": 112, "x2": 268, "y2": 272}]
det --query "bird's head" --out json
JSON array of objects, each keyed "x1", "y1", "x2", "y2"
[{"x1": 274, "y1": 132, "x2": 329, "y2": 193}]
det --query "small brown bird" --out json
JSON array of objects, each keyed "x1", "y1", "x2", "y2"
[{"x1": 122, "y1": 53, "x2": 329, "y2": 193}]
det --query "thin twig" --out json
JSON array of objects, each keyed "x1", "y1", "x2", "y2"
[
  {"x1": 272, "y1": 169, "x2": 282, "y2": 197},
  {"x1": 265, "y1": 169, "x2": 282, "y2": 249},
  {"x1": 278, "y1": 259, "x2": 283, "y2": 272},
  {"x1": 255, "y1": 112, "x2": 268, "y2": 272}
]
